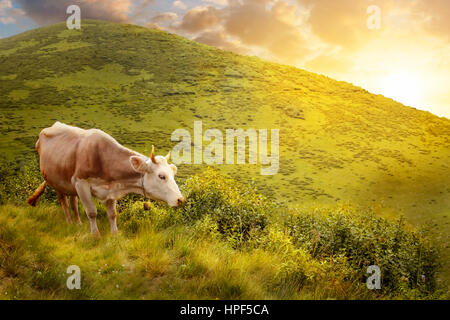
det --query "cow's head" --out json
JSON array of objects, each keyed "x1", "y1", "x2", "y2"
[{"x1": 130, "y1": 146, "x2": 184, "y2": 207}]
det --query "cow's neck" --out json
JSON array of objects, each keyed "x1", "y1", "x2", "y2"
[
  {"x1": 101, "y1": 175, "x2": 147, "y2": 200},
  {"x1": 139, "y1": 174, "x2": 149, "y2": 198},
  {"x1": 129, "y1": 174, "x2": 147, "y2": 197}
]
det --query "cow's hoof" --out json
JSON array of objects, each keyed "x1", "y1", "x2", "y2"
[{"x1": 92, "y1": 230, "x2": 101, "y2": 238}]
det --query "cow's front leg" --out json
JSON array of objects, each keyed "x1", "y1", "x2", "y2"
[
  {"x1": 106, "y1": 199, "x2": 118, "y2": 234},
  {"x1": 74, "y1": 180, "x2": 100, "y2": 236}
]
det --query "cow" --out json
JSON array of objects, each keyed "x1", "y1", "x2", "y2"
[{"x1": 27, "y1": 122, "x2": 184, "y2": 236}]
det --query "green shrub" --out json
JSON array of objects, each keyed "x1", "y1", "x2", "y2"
[
  {"x1": 0, "y1": 156, "x2": 57, "y2": 205},
  {"x1": 179, "y1": 168, "x2": 270, "y2": 247},
  {"x1": 118, "y1": 168, "x2": 270, "y2": 247},
  {"x1": 284, "y1": 204, "x2": 442, "y2": 296},
  {"x1": 119, "y1": 199, "x2": 183, "y2": 235}
]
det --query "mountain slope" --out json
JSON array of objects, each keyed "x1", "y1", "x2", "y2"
[{"x1": 0, "y1": 20, "x2": 449, "y2": 268}]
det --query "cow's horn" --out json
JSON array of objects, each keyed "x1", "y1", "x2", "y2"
[
  {"x1": 151, "y1": 145, "x2": 157, "y2": 163},
  {"x1": 165, "y1": 151, "x2": 171, "y2": 161}
]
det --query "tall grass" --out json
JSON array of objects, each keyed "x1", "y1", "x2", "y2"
[{"x1": 0, "y1": 160, "x2": 447, "y2": 300}]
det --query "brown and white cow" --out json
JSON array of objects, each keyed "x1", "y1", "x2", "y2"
[{"x1": 27, "y1": 122, "x2": 184, "y2": 236}]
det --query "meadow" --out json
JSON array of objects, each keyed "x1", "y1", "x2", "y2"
[
  {"x1": 0, "y1": 165, "x2": 446, "y2": 299},
  {"x1": 0, "y1": 20, "x2": 449, "y2": 298}
]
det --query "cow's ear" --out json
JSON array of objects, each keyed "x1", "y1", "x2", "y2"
[
  {"x1": 170, "y1": 164, "x2": 177, "y2": 176},
  {"x1": 130, "y1": 156, "x2": 149, "y2": 173}
]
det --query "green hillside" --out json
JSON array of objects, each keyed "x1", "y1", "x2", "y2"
[{"x1": 0, "y1": 20, "x2": 449, "y2": 281}]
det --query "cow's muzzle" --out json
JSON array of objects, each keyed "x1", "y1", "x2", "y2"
[{"x1": 176, "y1": 197, "x2": 184, "y2": 207}]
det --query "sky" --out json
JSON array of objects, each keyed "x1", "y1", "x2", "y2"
[{"x1": 0, "y1": 0, "x2": 449, "y2": 118}]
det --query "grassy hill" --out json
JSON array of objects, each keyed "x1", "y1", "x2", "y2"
[{"x1": 0, "y1": 20, "x2": 449, "y2": 293}]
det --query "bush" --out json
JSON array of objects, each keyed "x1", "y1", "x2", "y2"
[
  {"x1": 284, "y1": 204, "x2": 442, "y2": 296},
  {"x1": 0, "y1": 156, "x2": 56, "y2": 205},
  {"x1": 119, "y1": 199, "x2": 183, "y2": 235},
  {"x1": 118, "y1": 168, "x2": 270, "y2": 247},
  {"x1": 179, "y1": 168, "x2": 270, "y2": 247}
]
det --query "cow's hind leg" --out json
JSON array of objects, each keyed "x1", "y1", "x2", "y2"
[
  {"x1": 70, "y1": 195, "x2": 82, "y2": 225},
  {"x1": 106, "y1": 199, "x2": 118, "y2": 234},
  {"x1": 57, "y1": 192, "x2": 73, "y2": 223},
  {"x1": 74, "y1": 180, "x2": 100, "y2": 236}
]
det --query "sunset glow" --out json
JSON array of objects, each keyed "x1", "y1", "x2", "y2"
[{"x1": 380, "y1": 73, "x2": 423, "y2": 108}]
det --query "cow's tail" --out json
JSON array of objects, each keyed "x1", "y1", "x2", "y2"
[{"x1": 26, "y1": 181, "x2": 47, "y2": 207}]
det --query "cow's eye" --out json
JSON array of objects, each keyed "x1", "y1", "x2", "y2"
[{"x1": 158, "y1": 174, "x2": 166, "y2": 180}]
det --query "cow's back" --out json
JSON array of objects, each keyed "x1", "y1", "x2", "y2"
[{"x1": 38, "y1": 122, "x2": 140, "y2": 195}]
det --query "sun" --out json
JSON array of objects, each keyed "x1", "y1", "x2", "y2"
[{"x1": 380, "y1": 73, "x2": 423, "y2": 108}]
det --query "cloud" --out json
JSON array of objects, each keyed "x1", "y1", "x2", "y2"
[
  {"x1": 176, "y1": 0, "x2": 309, "y2": 64},
  {"x1": 194, "y1": 29, "x2": 246, "y2": 54},
  {"x1": 177, "y1": 5, "x2": 220, "y2": 33},
  {"x1": 0, "y1": 0, "x2": 25, "y2": 24},
  {"x1": 299, "y1": 0, "x2": 378, "y2": 49},
  {"x1": 129, "y1": 0, "x2": 154, "y2": 19},
  {"x1": 146, "y1": 11, "x2": 178, "y2": 29},
  {"x1": 173, "y1": 1, "x2": 187, "y2": 10},
  {"x1": 202, "y1": 0, "x2": 228, "y2": 6},
  {"x1": 300, "y1": 0, "x2": 450, "y2": 49},
  {"x1": 14, "y1": 0, "x2": 132, "y2": 25},
  {"x1": 0, "y1": 0, "x2": 11, "y2": 10},
  {"x1": 151, "y1": 12, "x2": 178, "y2": 23},
  {"x1": 224, "y1": 0, "x2": 309, "y2": 62},
  {"x1": 414, "y1": 0, "x2": 450, "y2": 41}
]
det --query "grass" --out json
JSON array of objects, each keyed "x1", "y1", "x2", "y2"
[
  {"x1": 0, "y1": 203, "x2": 352, "y2": 300},
  {"x1": 0, "y1": 168, "x2": 447, "y2": 300}
]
